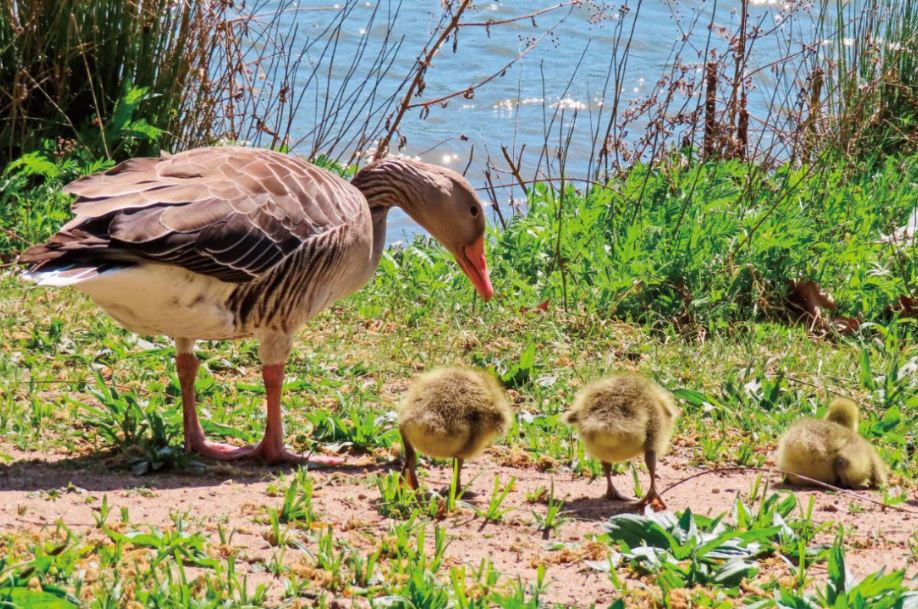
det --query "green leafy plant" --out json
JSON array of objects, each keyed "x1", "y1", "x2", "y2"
[
  {"x1": 603, "y1": 493, "x2": 828, "y2": 592},
  {"x1": 309, "y1": 527, "x2": 347, "y2": 591},
  {"x1": 307, "y1": 406, "x2": 398, "y2": 452},
  {"x1": 92, "y1": 495, "x2": 110, "y2": 529},
  {"x1": 531, "y1": 480, "x2": 568, "y2": 536},
  {"x1": 748, "y1": 529, "x2": 918, "y2": 609},
  {"x1": 0, "y1": 583, "x2": 79, "y2": 609},
  {"x1": 473, "y1": 341, "x2": 539, "y2": 389},
  {"x1": 277, "y1": 467, "x2": 318, "y2": 527},
  {"x1": 373, "y1": 472, "x2": 443, "y2": 520},
  {"x1": 475, "y1": 475, "x2": 516, "y2": 524},
  {"x1": 105, "y1": 526, "x2": 218, "y2": 569}
]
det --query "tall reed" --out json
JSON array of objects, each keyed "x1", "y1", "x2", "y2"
[
  {"x1": 0, "y1": 0, "x2": 391, "y2": 163},
  {"x1": 0, "y1": 0, "x2": 225, "y2": 160},
  {"x1": 821, "y1": 0, "x2": 917, "y2": 159}
]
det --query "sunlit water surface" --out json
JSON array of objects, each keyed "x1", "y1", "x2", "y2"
[{"x1": 270, "y1": 1, "x2": 854, "y2": 240}]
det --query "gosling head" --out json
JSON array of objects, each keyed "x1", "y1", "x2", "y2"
[{"x1": 826, "y1": 397, "x2": 859, "y2": 431}]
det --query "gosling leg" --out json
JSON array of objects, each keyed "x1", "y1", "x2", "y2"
[
  {"x1": 603, "y1": 462, "x2": 627, "y2": 501},
  {"x1": 400, "y1": 430, "x2": 419, "y2": 490},
  {"x1": 635, "y1": 450, "x2": 667, "y2": 511}
]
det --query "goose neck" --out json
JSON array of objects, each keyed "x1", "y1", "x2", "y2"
[{"x1": 351, "y1": 158, "x2": 423, "y2": 216}]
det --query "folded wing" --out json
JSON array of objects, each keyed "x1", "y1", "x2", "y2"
[{"x1": 20, "y1": 147, "x2": 364, "y2": 283}]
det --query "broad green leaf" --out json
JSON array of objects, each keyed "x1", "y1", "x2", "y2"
[
  {"x1": 712, "y1": 557, "x2": 758, "y2": 585},
  {"x1": 0, "y1": 586, "x2": 79, "y2": 609},
  {"x1": 672, "y1": 388, "x2": 718, "y2": 407},
  {"x1": 604, "y1": 513, "x2": 680, "y2": 550}
]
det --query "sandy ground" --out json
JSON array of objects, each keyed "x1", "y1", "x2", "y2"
[{"x1": 1, "y1": 443, "x2": 916, "y2": 607}]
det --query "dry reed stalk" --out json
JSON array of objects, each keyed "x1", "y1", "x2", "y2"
[
  {"x1": 803, "y1": 68, "x2": 825, "y2": 163},
  {"x1": 736, "y1": 86, "x2": 749, "y2": 160},
  {"x1": 703, "y1": 58, "x2": 719, "y2": 160},
  {"x1": 374, "y1": 0, "x2": 473, "y2": 160}
]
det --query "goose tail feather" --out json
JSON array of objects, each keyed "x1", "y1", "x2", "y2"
[{"x1": 22, "y1": 262, "x2": 131, "y2": 286}]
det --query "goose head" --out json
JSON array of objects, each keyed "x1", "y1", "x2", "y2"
[
  {"x1": 353, "y1": 158, "x2": 494, "y2": 300},
  {"x1": 411, "y1": 167, "x2": 493, "y2": 301}
]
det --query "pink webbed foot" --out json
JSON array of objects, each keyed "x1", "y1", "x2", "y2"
[
  {"x1": 246, "y1": 441, "x2": 346, "y2": 467},
  {"x1": 187, "y1": 437, "x2": 344, "y2": 466},
  {"x1": 185, "y1": 437, "x2": 256, "y2": 460}
]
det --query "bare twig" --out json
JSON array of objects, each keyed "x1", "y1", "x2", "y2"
[
  {"x1": 462, "y1": 144, "x2": 475, "y2": 177},
  {"x1": 0, "y1": 226, "x2": 26, "y2": 243},
  {"x1": 71, "y1": 14, "x2": 109, "y2": 159},
  {"x1": 482, "y1": 166, "x2": 508, "y2": 229},
  {"x1": 475, "y1": 173, "x2": 608, "y2": 191},
  {"x1": 459, "y1": 2, "x2": 573, "y2": 28},
  {"x1": 404, "y1": 28, "x2": 551, "y2": 111},
  {"x1": 374, "y1": 0, "x2": 473, "y2": 160},
  {"x1": 499, "y1": 145, "x2": 529, "y2": 197}
]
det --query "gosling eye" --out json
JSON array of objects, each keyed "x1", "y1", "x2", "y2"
[{"x1": 470, "y1": 206, "x2": 479, "y2": 218}]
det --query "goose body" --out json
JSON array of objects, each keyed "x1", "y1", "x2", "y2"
[
  {"x1": 53, "y1": 263, "x2": 239, "y2": 339},
  {"x1": 23, "y1": 148, "x2": 374, "y2": 342},
  {"x1": 21, "y1": 146, "x2": 494, "y2": 464}
]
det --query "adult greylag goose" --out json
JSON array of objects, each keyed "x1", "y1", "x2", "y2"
[{"x1": 20, "y1": 146, "x2": 494, "y2": 465}]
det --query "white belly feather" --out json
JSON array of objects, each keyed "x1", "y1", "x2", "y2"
[{"x1": 28, "y1": 263, "x2": 239, "y2": 339}]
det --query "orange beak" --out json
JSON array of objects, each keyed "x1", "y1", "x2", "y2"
[{"x1": 456, "y1": 235, "x2": 494, "y2": 301}]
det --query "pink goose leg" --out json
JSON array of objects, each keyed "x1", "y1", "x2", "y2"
[
  {"x1": 176, "y1": 336, "x2": 344, "y2": 466},
  {"x1": 177, "y1": 351, "x2": 247, "y2": 458},
  {"x1": 242, "y1": 363, "x2": 345, "y2": 465}
]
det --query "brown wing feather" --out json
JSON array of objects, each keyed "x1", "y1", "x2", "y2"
[{"x1": 22, "y1": 147, "x2": 366, "y2": 283}]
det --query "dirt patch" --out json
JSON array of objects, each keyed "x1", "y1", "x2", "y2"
[{"x1": 1, "y1": 444, "x2": 915, "y2": 606}]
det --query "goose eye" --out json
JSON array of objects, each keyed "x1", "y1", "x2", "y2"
[{"x1": 470, "y1": 206, "x2": 479, "y2": 217}]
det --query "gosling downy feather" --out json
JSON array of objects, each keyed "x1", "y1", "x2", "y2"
[
  {"x1": 399, "y1": 367, "x2": 511, "y2": 461},
  {"x1": 776, "y1": 398, "x2": 886, "y2": 489},
  {"x1": 564, "y1": 373, "x2": 679, "y2": 509},
  {"x1": 563, "y1": 373, "x2": 679, "y2": 464},
  {"x1": 825, "y1": 397, "x2": 858, "y2": 431}
]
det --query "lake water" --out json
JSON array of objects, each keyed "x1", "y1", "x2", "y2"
[{"x1": 270, "y1": 1, "x2": 855, "y2": 240}]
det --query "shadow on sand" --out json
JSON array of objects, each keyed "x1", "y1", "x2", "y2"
[
  {"x1": 0, "y1": 447, "x2": 387, "y2": 494},
  {"x1": 562, "y1": 494, "x2": 637, "y2": 521}
]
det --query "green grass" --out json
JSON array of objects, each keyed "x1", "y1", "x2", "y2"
[
  {"x1": 4, "y1": 262, "x2": 915, "y2": 479},
  {"x1": 489, "y1": 154, "x2": 918, "y2": 328}
]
